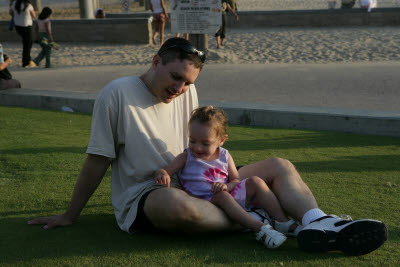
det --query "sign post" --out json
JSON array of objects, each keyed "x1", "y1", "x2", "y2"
[
  {"x1": 170, "y1": 0, "x2": 221, "y2": 52},
  {"x1": 31, "y1": 0, "x2": 42, "y2": 11},
  {"x1": 79, "y1": 0, "x2": 95, "y2": 18},
  {"x1": 122, "y1": 0, "x2": 130, "y2": 13}
]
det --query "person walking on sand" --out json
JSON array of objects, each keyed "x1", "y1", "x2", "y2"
[
  {"x1": 28, "y1": 37, "x2": 387, "y2": 256},
  {"x1": 33, "y1": 7, "x2": 54, "y2": 68},
  {"x1": 215, "y1": 0, "x2": 238, "y2": 49},
  {"x1": 150, "y1": 0, "x2": 170, "y2": 46},
  {"x1": 9, "y1": 0, "x2": 37, "y2": 68},
  {"x1": 155, "y1": 106, "x2": 303, "y2": 248}
]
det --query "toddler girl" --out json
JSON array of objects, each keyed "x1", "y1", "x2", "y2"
[
  {"x1": 155, "y1": 106, "x2": 301, "y2": 249},
  {"x1": 33, "y1": 7, "x2": 54, "y2": 68}
]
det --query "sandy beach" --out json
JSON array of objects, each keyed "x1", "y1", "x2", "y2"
[{"x1": 2, "y1": 26, "x2": 400, "y2": 69}]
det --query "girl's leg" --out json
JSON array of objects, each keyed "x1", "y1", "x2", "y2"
[
  {"x1": 220, "y1": 13, "x2": 227, "y2": 46},
  {"x1": 215, "y1": 35, "x2": 221, "y2": 48},
  {"x1": 159, "y1": 17, "x2": 166, "y2": 46},
  {"x1": 245, "y1": 176, "x2": 289, "y2": 222},
  {"x1": 152, "y1": 20, "x2": 160, "y2": 45},
  {"x1": 44, "y1": 44, "x2": 52, "y2": 68},
  {"x1": 211, "y1": 191, "x2": 263, "y2": 232},
  {"x1": 34, "y1": 33, "x2": 47, "y2": 65},
  {"x1": 45, "y1": 48, "x2": 51, "y2": 68},
  {"x1": 33, "y1": 48, "x2": 44, "y2": 65}
]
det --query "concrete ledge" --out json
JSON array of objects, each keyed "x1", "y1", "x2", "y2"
[
  {"x1": 108, "y1": 8, "x2": 400, "y2": 28},
  {"x1": 1, "y1": 88, "x2": 400, "y2": 137},
  {"x1": 203, "y1": 101, "x2": 400, "y2": 137},
  {"x1": 0, "y1": 18, "x2": 151, "y2": 43},
  {"x1": 226, "y1": 8, "x2": 400, "y2": 28},
  {"x1": 0, "y1": 88, "x2": 96, "y2": 114}
]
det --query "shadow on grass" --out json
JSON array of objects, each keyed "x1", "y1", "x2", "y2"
[
  {"x1": 226, "y1": 132, "x2": 400, "y2": 151},
  {"x1": 0, "y1": 146, "x2": 87, "y2": 155},
  {"x1": 294, "y1": 154, "x2": 400, "y2": 173},
  {"x1": 0, "y1": 214, "x2": 348, "y2": 265},
  {"x1": 0, "y1": 204, "x2": 110, "y2": 218}
]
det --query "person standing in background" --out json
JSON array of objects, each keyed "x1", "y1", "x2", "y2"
[
  {"x1": 150, "y1": 0, "x2": 170, "y2": 46},
  {"x1": 33, "y1": 7, "x2": 54, "y2": 68},
  {"x1": 215, "y1": 0, "x2": 239, "y2": 49},
  {"x1": 9, "y1": 0, "x2": 37, "y2": 68}
]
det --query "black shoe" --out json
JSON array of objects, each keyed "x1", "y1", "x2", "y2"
[{"x1": 297, "y1": 215, "x2": 388, "y2": 255}]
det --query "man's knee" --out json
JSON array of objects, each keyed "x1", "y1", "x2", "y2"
[
  {"x1": 246, "y1": 176, "x2": 268, "y2": 191},
  {"x1": 268, "y1": 157, "x2": 298, "y2": 177},
  {"x1": 144, "y1": 188, "x2": 202, "y2": 229}
]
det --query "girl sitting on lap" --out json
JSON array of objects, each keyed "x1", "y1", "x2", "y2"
[{"x1": 155, "y1": 106, "x2": 302, "y2": 249}]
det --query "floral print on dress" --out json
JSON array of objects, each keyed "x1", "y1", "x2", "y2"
[{"x1": 204, "y1": 167, "x2": 228, "y2": 184}]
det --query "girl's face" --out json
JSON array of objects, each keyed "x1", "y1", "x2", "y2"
[{"x1": 188, "y1": 121, "x2": 226, "y2": 161}]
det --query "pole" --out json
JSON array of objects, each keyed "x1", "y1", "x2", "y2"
[
  {"x1": 31, "y1": 0, "x2": 42, "y2": 11},
  {"x1": 92, "y1": 0, "x2": 99, "y2": 11},
  {"x1": 79, "y1": 0, "x2": 95, "y2": 19},
  {"x1": 189, "y1": 34, "x2": 208, "y2": 53}
]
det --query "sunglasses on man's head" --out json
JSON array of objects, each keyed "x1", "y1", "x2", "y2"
[{"x1": 157, "y1": 43, "x2": 206, "y2": 63}]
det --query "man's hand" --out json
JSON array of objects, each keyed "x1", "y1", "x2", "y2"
[
  {"x1": 212, "y1": 182, "x2": 227, "y2": 193},
  {"x1": 28, "y1": 213, "x2": 73, "y2": 230},
  {"x1": 155, "y1": 169, "x2": 170, "y2": 187},
  {"x1": 27, "y1": 154, "x2": 110, "y2": 231}
]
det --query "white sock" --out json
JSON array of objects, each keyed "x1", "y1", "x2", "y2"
[{"x1": 302, "y1": 208, "x2": 327, "y2": 226}]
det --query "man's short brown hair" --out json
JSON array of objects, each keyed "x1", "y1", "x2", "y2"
[{"x1": 157, "y1": 37, "x2": 204, "y2": 70}]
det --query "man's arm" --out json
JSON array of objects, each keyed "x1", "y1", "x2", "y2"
[
  {"x1": 0, "y1": 56, "x2": 12, "y2": 71},
  {"x1": 28, "y1": 154, "x2": 111, "y2": 229}
]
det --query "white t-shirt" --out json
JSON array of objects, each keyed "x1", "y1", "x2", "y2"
[
  {"x1": 37, "y1": 19, "x2": 51, "y2": 33},
  {"x1": 12, "y1": 2, "x2": 34, "y2": 27},
  {"x1": 86, "y1": 75, "x2": 198, "y2": 233}
]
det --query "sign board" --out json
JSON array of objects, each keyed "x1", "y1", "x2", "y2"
[{"x1": 170, "y1": 0, "x2": 221, "y2": 34}]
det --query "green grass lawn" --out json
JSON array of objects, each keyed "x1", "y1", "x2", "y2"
[{"x1": 0, "y1": 106, "x2": 399, "y2": 266}]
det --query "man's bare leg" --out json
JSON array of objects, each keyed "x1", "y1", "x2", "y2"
[
  {"x1": 144, "y1": 187, "x2": 239, "y2": 233},
  {"x1": 238, "y1": 157, "x2": 387, "y2": 255},
  {"x1": 238, "y1": 157, "x2": 318, "y2": 222}
]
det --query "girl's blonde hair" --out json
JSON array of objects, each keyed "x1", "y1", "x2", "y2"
[{"x1": 189, "y1": 106, "x2": 228, "y2": 139}]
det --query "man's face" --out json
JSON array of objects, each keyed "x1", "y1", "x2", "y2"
[{"x1": 149, "y1": 56, "x2": 200, "y2": 104}]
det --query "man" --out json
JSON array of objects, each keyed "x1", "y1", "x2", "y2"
[{"x1": 28, "y1": 38, "x2": 387, "y2": 255}]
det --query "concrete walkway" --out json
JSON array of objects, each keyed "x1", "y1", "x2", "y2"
[{"x1": 1, "y1": 62, "x2": 400, "y2": 136}]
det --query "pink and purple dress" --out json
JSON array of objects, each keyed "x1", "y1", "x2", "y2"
[{"x1": 179, "y1": 147, "x2": 257, "y2": 211}]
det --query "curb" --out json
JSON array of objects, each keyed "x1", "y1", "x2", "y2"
[{"x1": 1, "y1": 89, "x2": 399, "y2": 137}]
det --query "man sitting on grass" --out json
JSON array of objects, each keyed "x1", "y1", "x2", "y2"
[{"x1": 28, "y1": 37, "x2": 387, "y2": 255}]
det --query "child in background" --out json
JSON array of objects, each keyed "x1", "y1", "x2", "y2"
[
  {"x1": 155, "y1": 106, "x2": 302, "y2": 249},
  {"x1": 95, "y1": 8, "x2": 105, "y2": 18},
  {"x1": 33, "y1": 7, "x2": 54, "y2": 68}
]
